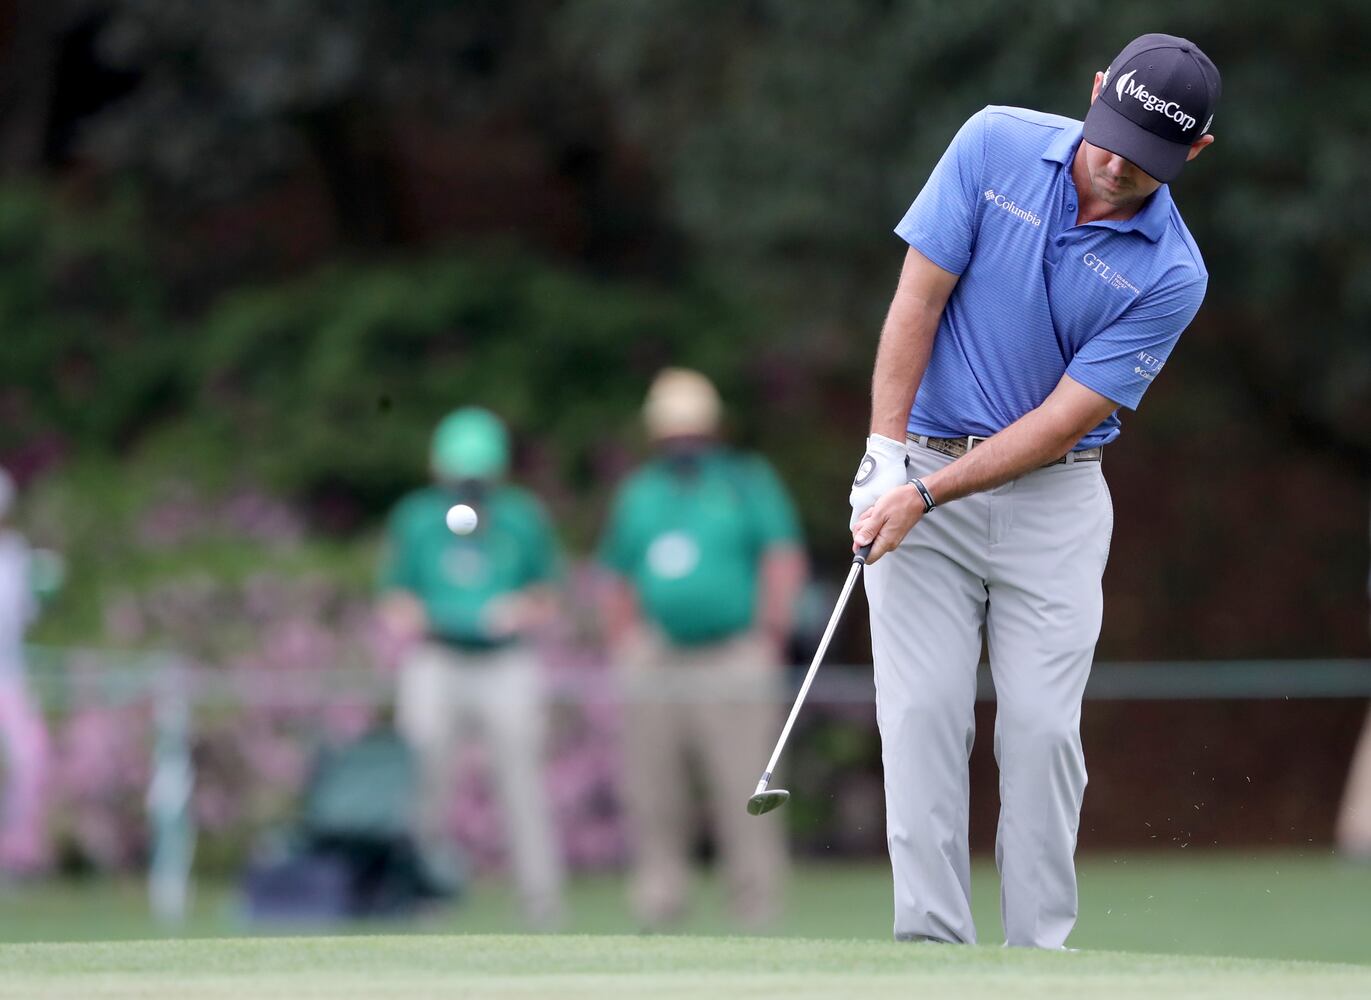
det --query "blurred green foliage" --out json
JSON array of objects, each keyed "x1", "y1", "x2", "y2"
[
  {"x1": 1, "y1": 1, "x2": 1368, "y2": 656},
  {"x1": 0, "y1": 186, "x2": 174, "y2": 458},
  {"x1": 0, "y1": 190, "x2": 772, "y2": 639},
  {"x1": 19, "y1": 1, "x2": 1371, "y2": 455},
  {"x1": 178, "y1": 249, "x2": 755, "y2": 529}
]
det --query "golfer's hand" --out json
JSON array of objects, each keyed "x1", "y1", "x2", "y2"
[
  {"x1": 852, "y1": 485, "x2": 924, "y2": 564},
  {"x1": 849, "y1": 434, "x2": 909, "y2": 529}
]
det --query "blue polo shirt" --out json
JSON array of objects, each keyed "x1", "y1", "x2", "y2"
[{"x1": 894, "y1": 106, "x2": 1207, "y2": 448}]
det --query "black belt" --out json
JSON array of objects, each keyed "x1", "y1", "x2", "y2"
[{"x1": 908, "y1": 433, "x2": 1103, "y2": 466}]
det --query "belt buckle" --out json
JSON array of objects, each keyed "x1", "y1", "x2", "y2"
[{"x1": 965, "y1": 435, "x2": 987, "y2": 451}]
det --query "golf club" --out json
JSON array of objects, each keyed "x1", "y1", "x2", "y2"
[{"x1": 747, "y1": 542, "x2": 873, "y2": 816}]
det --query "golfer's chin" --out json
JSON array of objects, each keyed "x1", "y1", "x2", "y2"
[{"x1": 1092, "y1": 179, "x2": 1143, "y2": 209}]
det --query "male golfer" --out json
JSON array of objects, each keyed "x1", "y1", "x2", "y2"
[{"x1": 849, "y1": 35, "x2": 1219, "y2": 948}]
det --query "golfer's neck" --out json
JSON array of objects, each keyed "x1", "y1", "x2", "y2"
[{"x1": 1070, "y1": 147, "x2": 1146, "y2": 226}]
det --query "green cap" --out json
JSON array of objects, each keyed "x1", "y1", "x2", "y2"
[{"x1": 431, "y1": 407, "x2": 509, "y2": 480}]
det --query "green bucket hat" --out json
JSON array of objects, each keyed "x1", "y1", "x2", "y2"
[{"x1": 430, "y1": 407, "x2": 509, "y2": 481}]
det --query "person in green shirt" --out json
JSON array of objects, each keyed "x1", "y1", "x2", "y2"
[
  {"x1": 598, "y1": 368, "x2": 808, "y2": 928},
  {"x1": 378, "y1": 407, "x2": 564, "y2": 927}
]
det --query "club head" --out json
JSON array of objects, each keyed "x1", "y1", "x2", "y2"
[{"x1": 747, "y1": 788, "x2": 790, "y2": 816}]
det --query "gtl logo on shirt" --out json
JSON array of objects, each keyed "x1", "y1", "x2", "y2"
[
  {"x1": 983, "y1": 188, "x2": 1042, "y2": 227},
  {"x1": 1081, "y1": 252, "x2": 1140, "y2": 296}
]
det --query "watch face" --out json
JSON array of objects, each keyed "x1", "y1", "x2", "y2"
[{"x1": 853, "y1": 454, "x2": 877, "y2": 487}]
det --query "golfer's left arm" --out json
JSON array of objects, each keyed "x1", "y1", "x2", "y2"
[{"x1": 853, "y1": 374, "x2": 1119, "y2": 562}]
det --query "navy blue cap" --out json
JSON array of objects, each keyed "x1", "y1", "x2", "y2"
[{"x1": 1083, "y1": 34, "x2": 1221, "y2": 183}]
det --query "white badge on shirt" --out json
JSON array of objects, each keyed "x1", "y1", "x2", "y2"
[{"x1": 646, "y1": 532, "x2": 700, "y2": 580}]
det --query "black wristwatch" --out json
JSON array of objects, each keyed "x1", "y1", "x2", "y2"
[{"x1": 911, "y1": 477, "x2": 937, "y2": 513}]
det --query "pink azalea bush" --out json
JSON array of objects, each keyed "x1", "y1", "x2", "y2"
[{"x1": 48, "y1": 487, "x2": 628, "y2": 875}]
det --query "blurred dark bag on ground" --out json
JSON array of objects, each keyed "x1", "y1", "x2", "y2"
[{"x1": 241, "y1": 729, "x2": 460, "y2": 922}]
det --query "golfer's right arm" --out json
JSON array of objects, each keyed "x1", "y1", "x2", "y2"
[
  {"x1": 869, "y1": 247, "x2": 959, "y2": 439},
  {"x1": 848, "y1": 246, "x2": 957, "y2": 529}
]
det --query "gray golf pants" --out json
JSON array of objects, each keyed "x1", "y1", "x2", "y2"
[{"x1": 865, "y1": 440, "x2": 1113, "y2": 949}]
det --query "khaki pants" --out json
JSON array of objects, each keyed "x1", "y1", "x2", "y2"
[
  {"x1": 618, "y1": 628, "x2": 788, "y2": 927},
  {"x1": 396, "y1": 641, "x2": 563, "y2": 924},
  {"x1": 1336, "y1": 704, "x2": 1371, "y2": 857}
]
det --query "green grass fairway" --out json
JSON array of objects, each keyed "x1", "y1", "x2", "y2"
[
  {"x1": 0, "y1": 935, "x2": 1367, "y2": 999},
  {"x1": 3, "y1": 851, "x2": 1367, "y2": 965}
]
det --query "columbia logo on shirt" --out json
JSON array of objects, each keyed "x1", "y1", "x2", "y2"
[{"x1": 983, "y1": 189, "x2": 1042, "y2": 227}]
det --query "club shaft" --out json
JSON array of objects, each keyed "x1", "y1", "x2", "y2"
[{"x1": 756, "y1": 557, "x2": 865, "y2": 788}]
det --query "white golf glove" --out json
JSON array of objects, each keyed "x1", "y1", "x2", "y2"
[{"x1": 849, "y1": 433, "x2": 909, "y2": 529}]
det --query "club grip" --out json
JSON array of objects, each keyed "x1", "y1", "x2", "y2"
[{"x1": 853, "y1": 542, "x2": 873, "y2": 565}]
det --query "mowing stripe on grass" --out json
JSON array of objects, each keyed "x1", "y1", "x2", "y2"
[{"x1": 0, "y1": 935, "x2": 1367, "y2": 1000}]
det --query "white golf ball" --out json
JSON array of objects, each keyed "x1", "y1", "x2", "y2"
[{"x1": 446, "y1": 503, "x2": 478, "y2": 535}]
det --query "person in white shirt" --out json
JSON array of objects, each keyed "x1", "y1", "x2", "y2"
[{"x1": 0, "y1": 468, "x2": 52, "y2": 874}]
